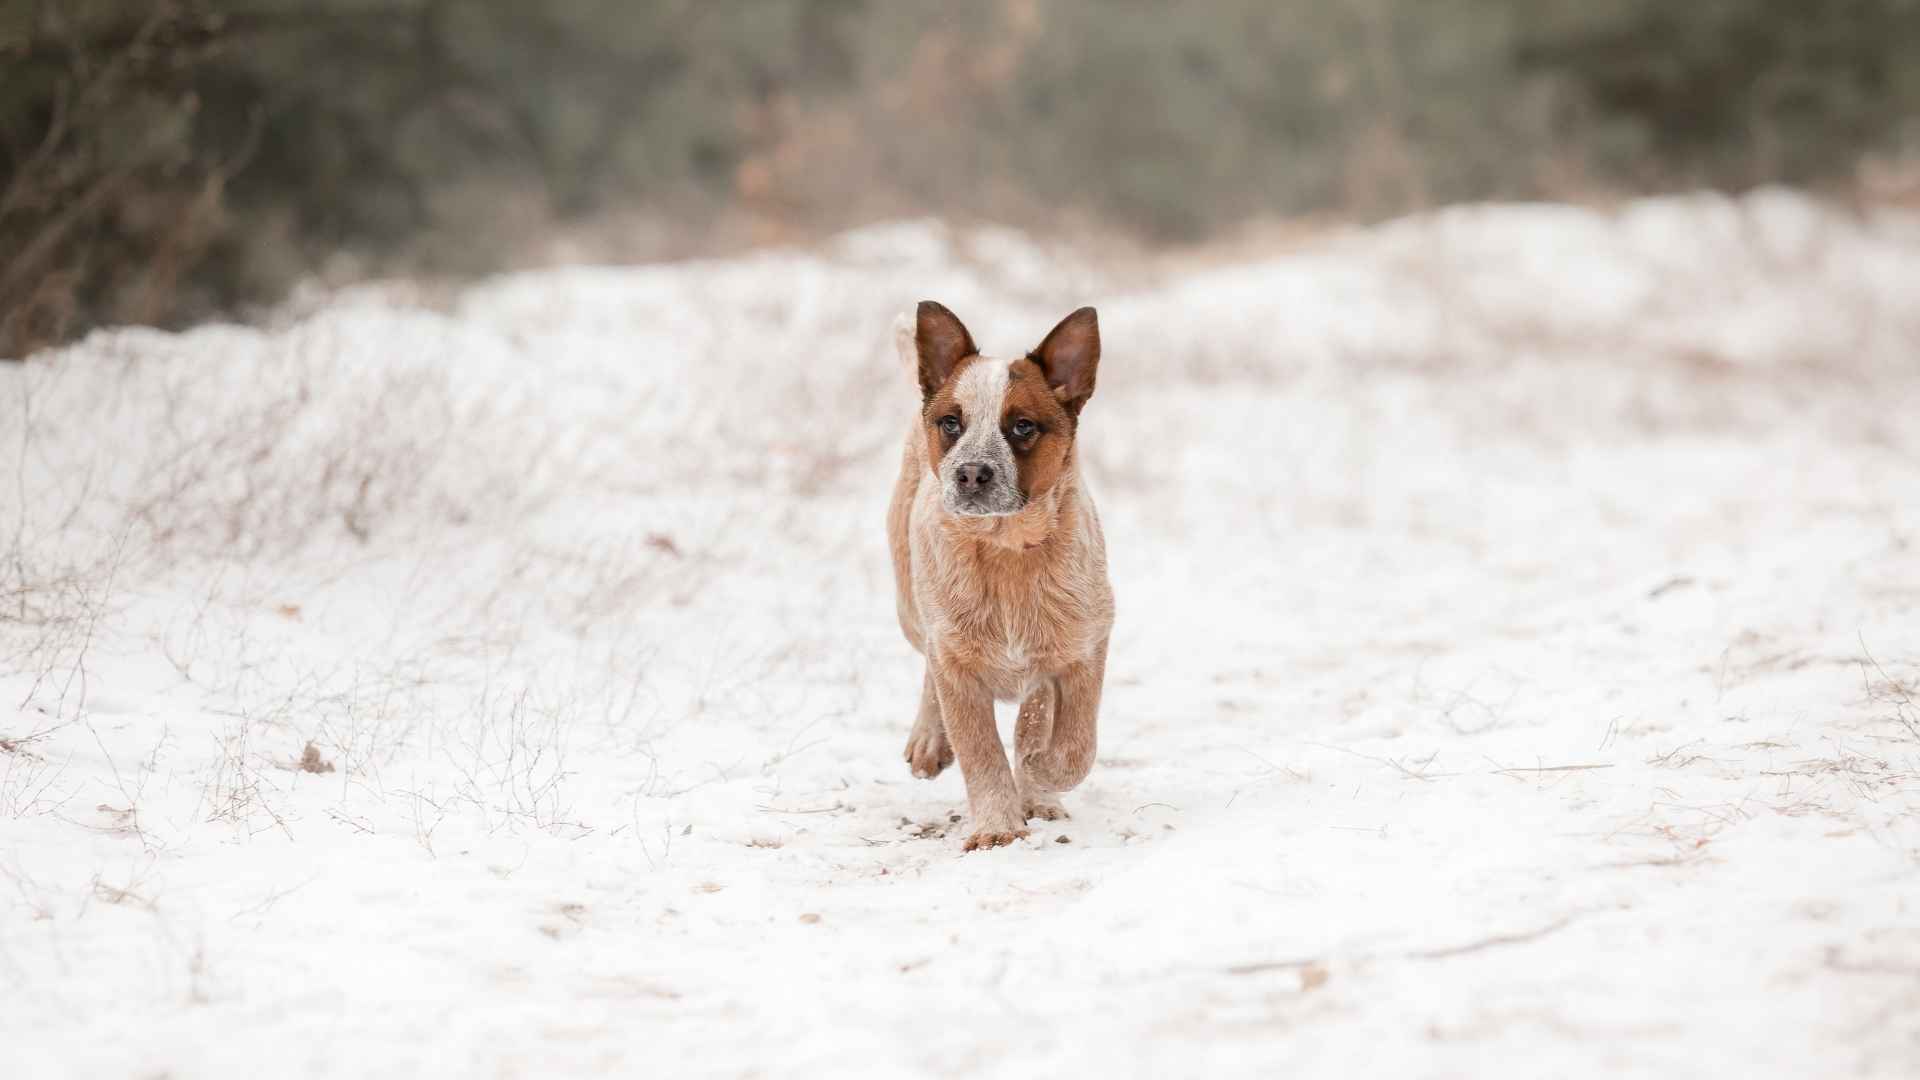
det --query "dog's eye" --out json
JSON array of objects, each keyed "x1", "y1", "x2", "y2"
[
  {"x1": 1011, "y1": 418, "x2": 1037, "y2": 439},
  {"x1": 939, "y1": 415, "x2": 962, "y2": 437}
]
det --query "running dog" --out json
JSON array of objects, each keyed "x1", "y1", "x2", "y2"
[{"x1": 886, "y1": 302, "x2": 1114, "y2": 851}]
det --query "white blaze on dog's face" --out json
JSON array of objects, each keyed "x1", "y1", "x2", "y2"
[{"x1": 912, "y1": 302, "x2": 1100, "y2": 518}]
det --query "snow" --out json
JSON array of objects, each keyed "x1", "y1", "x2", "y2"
[{"x1": 4, "y1": 190, "x2": 1919, "y2": 1077}]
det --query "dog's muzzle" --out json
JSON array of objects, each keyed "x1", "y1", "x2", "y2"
[{"x1": 944, "y1": 459, "x2": 1023, "y2": 516}]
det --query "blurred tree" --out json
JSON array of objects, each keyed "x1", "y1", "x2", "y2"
[
  {"x1": 3, "y1": 0, "x2": 1917, "y2": 356},
  {"x1": 1517, "y1": 0, "x2": 1920, "y2": 187},
  {"x1": 0, "y1": 1, "x2": 229, "y2": 353}
]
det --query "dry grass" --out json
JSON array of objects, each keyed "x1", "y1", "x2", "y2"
[{"x1": 1857, "y1": 635, "x2": 1920, "y2": 744}]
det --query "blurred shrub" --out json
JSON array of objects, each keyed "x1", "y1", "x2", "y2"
[
  {"x1": 1516, "y1": 0, "x2": 1920, "y2": 188},
  {"x1": 0, "y1": 0, "x2": 867, "y2": 356},
  {"x1": 3, "y1": 0, "x2": 1917, "y2": 355},
  {"x1": 833, "y1": 0, "x2": 1920, "y2": 239},
  {"x1": 0, "y1": 2, "x2": 230, "y2": 354}
]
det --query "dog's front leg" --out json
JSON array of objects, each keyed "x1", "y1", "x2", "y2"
[
  {"x1": 933, "y1": 658, "x2": 1028, "y2": 851},
  {"x1": 1018, "y1": 637, "x2": 1106, "y2": 795},
  {"x1": 1012, "y1": 681, "x2": 1068, "y2": 820},
  {"x1": 903, "y1": 666, "x2": 954, "y2": 779}
]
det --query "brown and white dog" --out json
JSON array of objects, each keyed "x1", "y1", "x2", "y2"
[{"x1": 886, "y1": 302, "x2": 1115, "y2": 851}]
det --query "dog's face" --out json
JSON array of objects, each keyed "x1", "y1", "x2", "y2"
[{"x1": 913, "y1": 302, "x2": 1100, "y2": 518}]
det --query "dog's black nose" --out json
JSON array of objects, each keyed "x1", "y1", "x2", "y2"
[{"x1": 955, "y1": 462, "x2": 995, "y2": 489}]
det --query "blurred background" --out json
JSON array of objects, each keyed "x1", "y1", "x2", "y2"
[{"x1": 3, "y1": 0, "x2": 1919, "y2": 358}]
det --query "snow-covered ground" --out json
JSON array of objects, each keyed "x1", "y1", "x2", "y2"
[{"x1": 4, "y1": 190, "x2": 1918, "y2": 1078}]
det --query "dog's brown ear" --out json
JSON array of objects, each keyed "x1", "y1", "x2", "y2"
[
  {"x1": 915, "y1": 301, "x2": 978, "y2": 400},
  {"x1": 1032, "y1": 307, "x2": 1099, "y2": 416}
]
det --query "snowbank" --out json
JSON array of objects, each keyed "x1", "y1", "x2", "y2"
[{"x1": 3, "y1": 191, "x2": 1917, "y2": 1078}]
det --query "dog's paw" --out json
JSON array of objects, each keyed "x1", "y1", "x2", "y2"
[
  {"x1": 961, "y1": 824, "x2": 1030, "y2": 852},
  {"x1": 903, "y1": 723, "x2": 954, "y2": 780},
  {"x1": 1022, "y1": 791, "x2": 1069, "y2": 821},
  {"x1": 961, "y1": 802, "x2": 1030, "y2": 852}
]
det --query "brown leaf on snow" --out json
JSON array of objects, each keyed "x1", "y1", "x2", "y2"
[{"x1": 298, "y1": 742, "x2": 336, "y2": 774}]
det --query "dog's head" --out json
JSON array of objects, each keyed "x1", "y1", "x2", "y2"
[{"x1": 906, "y1": 301, "x2": 1100, "y2": 518}]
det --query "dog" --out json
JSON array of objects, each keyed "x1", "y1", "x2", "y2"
[{"x1": 886, "y1": 301, "x2": 1115, "y2": 851}]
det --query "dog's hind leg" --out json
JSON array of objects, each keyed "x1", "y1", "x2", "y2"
[
  {"x1": 903, "y1": 666, "x2": 953, "y2": 779},
  {"x1": 1013, "y1": 679, "x2": 1067, "y2": 819},
  {"x1": 1018, "y1": 638, "x2": 1106, "y2": 798}
]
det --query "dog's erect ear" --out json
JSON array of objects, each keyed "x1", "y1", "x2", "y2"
[
  {"x1": 1031, "y1": 307, "x2": 1100, "y2": 416},
  {"x1": 914, "y1": 301, "x2": 978, "y2": 400}
]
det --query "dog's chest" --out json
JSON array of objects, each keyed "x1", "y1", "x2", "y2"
[{"x1": 937, "y1": 549, "x2": 1086, "y2": 689}]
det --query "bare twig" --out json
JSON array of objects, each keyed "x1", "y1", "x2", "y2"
[
  {"x1": 1308, "y1": 740, "x2": 1457, "y2": 782},
  {"x1": 1226, "y1": 957, "x2": 1322, "y2": 976},
  {"x1": 1408, "y1": 914, "x2": 1578, "y2": 960}
]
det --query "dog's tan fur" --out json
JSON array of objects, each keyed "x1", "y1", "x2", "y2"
[{"x1": 887, "y1": 302, "x2": 1115, "y2": 851}]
